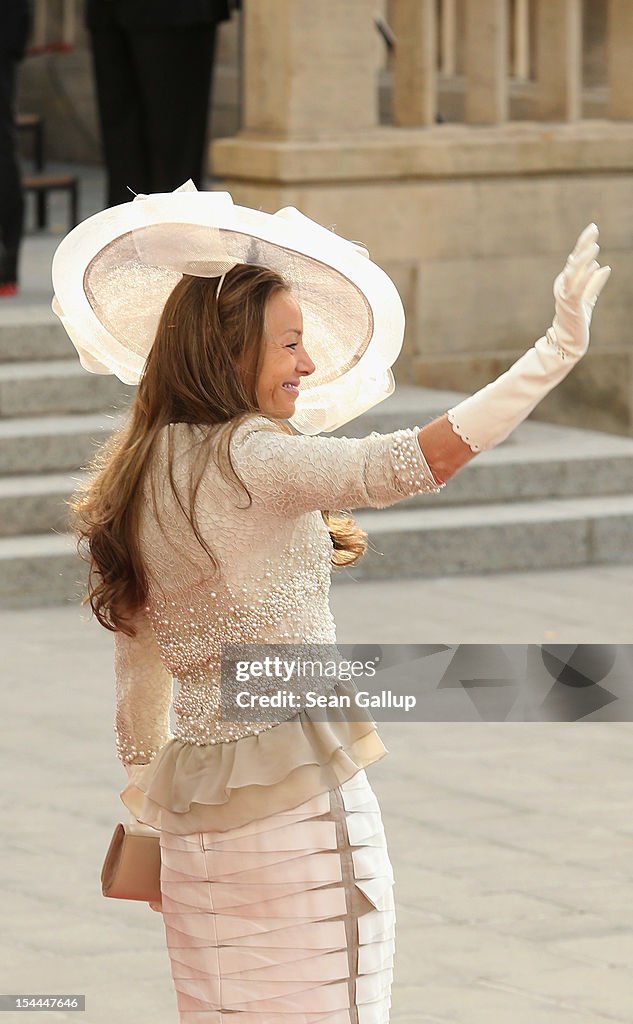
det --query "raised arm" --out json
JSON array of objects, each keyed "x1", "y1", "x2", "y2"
[
  {"x1": 428, "y1": 224, "x2": 610, "y2": 470},
  {"x1": 220, "y1": 226, "x2": 609, "y2": 511},
  {"x1": 225, "y1": 416, "x2": 446, "y2": 516},
  {"x1": 415, "y1": 413, "x2": 478, "y2": 485}
]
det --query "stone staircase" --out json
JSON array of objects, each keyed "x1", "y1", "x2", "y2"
[
  {"x1": 3, "y1": 310, "x2": 633, "y2": 607},
  {"x1": 334, "y1": 386, "x2": 633, "y2": 584},
  {"x1": 0, "y1": 307, "x2": 132, "y2": 608}
]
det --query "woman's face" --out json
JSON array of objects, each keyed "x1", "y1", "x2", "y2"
[{"x1": 256, "y1": 289, "x2": 315, "y2": 419}]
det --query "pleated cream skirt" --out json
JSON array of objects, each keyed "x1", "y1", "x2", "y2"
[{"x1": 158, "y1": 767, "x2": 396, "y2": 1023}]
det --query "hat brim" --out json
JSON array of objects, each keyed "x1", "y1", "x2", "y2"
[{"x1": 51, "y1": 189, "x2": 405, "y2": 433}]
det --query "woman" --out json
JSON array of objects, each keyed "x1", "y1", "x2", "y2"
[{"x1": 52, "y1": 185, "x2": 609, "y2": 1022}]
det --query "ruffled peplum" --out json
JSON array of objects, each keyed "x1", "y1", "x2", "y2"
[{"x1": 120, "y1": 684, "x2": 389, "y2": 835}]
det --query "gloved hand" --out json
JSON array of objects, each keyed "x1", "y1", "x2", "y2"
[{"x1": 445, "y1": 224, "x2": 611, "y2": 452}]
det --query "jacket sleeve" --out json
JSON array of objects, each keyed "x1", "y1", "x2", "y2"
[
  {"x1": 113, "y1": 606, "x2": 174, "y2": 767},
  {"x1": 227, "y1": 415, "x2": 445, "y2": 517}
]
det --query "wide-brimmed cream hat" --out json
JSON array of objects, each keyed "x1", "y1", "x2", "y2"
[{"x1": 51, "y1": 180, "x2": 405, "y2": 435}]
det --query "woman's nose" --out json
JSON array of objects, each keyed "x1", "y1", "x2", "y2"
[{"x1": 298, "y1": 347, "x2": 315, "y2": 375}]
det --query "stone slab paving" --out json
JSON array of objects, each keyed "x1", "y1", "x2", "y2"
[
  {"x1": 331, "y1": 562, "x2": 633, "y2": 644},
  {"x1": 2, "y1": 564, "x2": 633, "y2": 1022}
]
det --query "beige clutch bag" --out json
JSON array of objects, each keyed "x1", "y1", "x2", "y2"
[{"x1": 101, "y1": 821, "x2": 161, "y2": 903}]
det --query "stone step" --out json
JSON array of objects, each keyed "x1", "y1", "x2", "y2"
[
  {"x1": 2, "y1": 368, "x2": 633, "y2": 602},
  {"x1": 340, "y1": 493, "x2": 633, "y2": 583},
  {"x1": 3, "y1": 392, "x2": 633, "y2": 538},
  {"x1": 0, "y1": 412, "x2": 125, "y2": 474},
  {"x1": 0, "y1": 532, "x2": 84, "y2": 609},
  {"x1": 332, "y1": 385, "x2": 465, "y2": 436},
  {"x1": 0, "y1": 359, "x2": 131, "y2": 417},
  {"x1": 0, "y1": 472, "x2": 81, "y2": 537},
  {"x1": 3, "y1": 493, "x2": 633, "y2": 606},
  {"x1": 424, "y1": 424, "x2": 633, "y2": 506},
  {"x1": 0, "y1": 306, "x2": 71, "y2": 362},
  {"x1": 4, "y1": 431, "x2": 633, "y2": 536},
  {"x1": 0, "y1": 390, "x2": 446, "y2": 473},
  {"x1": 1, "y1": 373, "x2": 630, "y2": 491}
]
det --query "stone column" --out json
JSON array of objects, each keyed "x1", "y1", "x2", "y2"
[
  {"x1": 607, "y1": 0, "x2": 633, "y2": 118},
  {"x1": 513, "y1": 0, "x2": 530, "y2": 80},
  {"x1": 391, "y1": 0, "x2": 437, "y2": 127},
  {"x1": 533, "y1": 0, "x2": 582, "y2": 120},
  {"x1": 242, "y1": 0, "x2": 380, "y2": 138},
  {"x1": 464, "y1": 0, "x2": 509, "y2": 124},
  {"x1": 439, "y1": 0, "x2": 457, "y2": 77}
]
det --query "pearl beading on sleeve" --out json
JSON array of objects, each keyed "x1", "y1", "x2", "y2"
[{"x1": 388, "y1": 427, "x2": 446, "y2": 495}]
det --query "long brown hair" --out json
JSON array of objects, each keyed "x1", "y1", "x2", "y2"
[{"x1": 67, "y1": 264, "x2": 368, "y2": 637}]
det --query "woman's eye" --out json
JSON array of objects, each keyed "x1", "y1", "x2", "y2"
[{"x1": 287, "y1": 343, "x2": 298, "y2": 349}]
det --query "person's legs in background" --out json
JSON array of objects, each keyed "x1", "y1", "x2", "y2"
[
  {"x1": 0, "y1": 51, "x2": 24, "y2": 295},
  {"x1": 86, "y1": 3, "x2": 150, "y2": 207},
  {"x1": 127, "y1": 22, "x2": 218, "y2": 193}
]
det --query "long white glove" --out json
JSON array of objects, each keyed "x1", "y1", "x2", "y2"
[{"x1": 445, "y1": 224, "x2": 611, "y2": 452}]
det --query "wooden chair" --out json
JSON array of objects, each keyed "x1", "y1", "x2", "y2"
[{"x1": 16, "y1": 114, "x2": 79, "y2": 230}]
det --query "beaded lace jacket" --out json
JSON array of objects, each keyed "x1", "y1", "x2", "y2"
[{"x1": 116, "y1": 413, "x2": 444, "y2": 834}]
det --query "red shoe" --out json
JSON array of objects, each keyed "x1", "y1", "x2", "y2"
[{"x1": 0, "y1": 282, "x2": 18, "y2": 297}]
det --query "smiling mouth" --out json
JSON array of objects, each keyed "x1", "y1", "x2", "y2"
[{"x1": 281, "y1": 383, "x2": 300, "y2": 395}]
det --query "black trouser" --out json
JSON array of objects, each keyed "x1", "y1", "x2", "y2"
[
  {"x1": 87, "y1": 10, "x2": 219, "y2": 207},
  {"x1": 0, "y1": 52, "x2": 24, "y2": 284}
]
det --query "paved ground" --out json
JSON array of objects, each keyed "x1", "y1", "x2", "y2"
[
  {"x1": 3, "y1": 164, "x2": 633, "y2": 1022},
  {"x1": 3, "y1": 566, "x2": 633, "y2": 1024}
]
